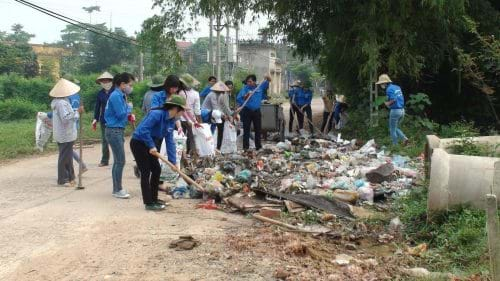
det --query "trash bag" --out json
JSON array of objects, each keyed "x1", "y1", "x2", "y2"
[
  {"x1": 35, "y1": 112, "x2": 52, "y2": 152},
  {"x1": 193, "y1": 124, "x2": 215, "y2": 157},
  {"x1": 160, "y1": 131, "x2": 187, "y2": 169},
  {"x1": 220, "y1": 122, "x2": 237, "y2": 154}
]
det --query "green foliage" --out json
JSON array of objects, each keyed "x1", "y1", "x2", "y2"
[
  {"x1": 0, "y1": 98, "x2": 45, "y2": 121},
  {"x1": 300, "y1": 210, "x2": 321, "y2": 225},
  {"x1": 449, "y1": 138, "x2": 500, "y2": 157},
  {"x1": 137, "y1": 16, "x2": 182, "y2": 76},
  {"x1": 0, "y1": 74, "x2": 52, "y2": 103},
  {"x1": 0, "y1": 24, "x2": 38, "y2": 77},
  {"x1": 395, "y1": 187, "x2": 489, "y2": 274},
  {"x1": 406, "y1": 93, "x2": 431, "y2": 114}
]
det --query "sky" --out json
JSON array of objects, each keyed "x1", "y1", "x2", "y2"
[{"x1": 0, "y1": 0, "x2": 268, "y2": 43}]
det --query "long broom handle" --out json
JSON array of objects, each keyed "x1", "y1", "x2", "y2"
[
  {"x1": 77, "y1": 111, "x2": 84, "y2": 189},
  {"x1": 152, "y1": 151, "x2": 205, "y2": 192},
  {"x1": 235, "y1": 79, "x2": 267, "y2": 113},
  {"x1": 291, "y1": 102, "x2": 323, "y2": 135}
]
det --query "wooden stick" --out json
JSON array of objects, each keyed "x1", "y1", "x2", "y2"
[
  {"x1": 252, "y1": 214, "x2": 301, "y2": 231},
  {"x1": 77, "y1": 111, "x2": 84, "y2": 189},
  {"x1": 235, "y1": 79, "x2": 268, "y2": 113},
  {"x1": 291, "y1": 102, "x2": 323, "y2": 135},
  {"x1": 152, "y1": 151, "x2": 205, "y2": 192}
]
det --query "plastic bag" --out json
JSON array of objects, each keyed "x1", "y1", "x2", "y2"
[
  {"x1": 193, "y1": 124, "x2": 215, "y2": 157},
  {"x1": 221, "y1": 122, "x2": 237, "y2": 154},
  {"x1": 35, "y1": 112, "x2": 52, "y2": 152},
  {"x1": 358, "y1": 186, "x2": 374, "y2": 203}
]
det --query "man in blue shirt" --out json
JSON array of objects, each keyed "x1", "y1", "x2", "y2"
[
  {"x1": 236, "y1": 74, "x2": 271, "y2": 151},
  {"x1": 199, "y1": 76, "x2": 217, "y2": 102},
  {"x1": 93, "y1": 71, "x2": 114, "y2": 166},
  {"x1": 295, "y1": 81, "x2": 314, "y2": 136},
  {"x1": 130, "y1": 95, "x2": 186, "y2": 211},
  {"x1": 376, "y1": 74, "x2": 409, "y2": 145},
  {"x1": 104, "y1": 72, "x2": 135, "y2": 199}
]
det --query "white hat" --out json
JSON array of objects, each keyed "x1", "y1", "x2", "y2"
[
  {"x1": 375, "y1": 74, "x2": 392, "y2": 85},
  {"x1": 49, "y1": 78, "x2": 80, "y2": 98},
  {"x1": 210, "y1": 81, "x2": 230, "y2": 92},
  {"x1": 211, "y1": 110, "x2": 223, "y2": 124},
  {"x1": 96, "y1": 71, "x2": 114, "y2": 83}
]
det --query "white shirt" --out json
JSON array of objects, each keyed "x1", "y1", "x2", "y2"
[{"x1": 178, "y1": 89, "x2": 201, "y2": 122}]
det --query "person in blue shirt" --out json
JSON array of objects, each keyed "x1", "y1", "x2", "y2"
[
  {"x1": 92, "y1": 71, "x2": 114, "y2": 167},
  {"x1": 199, "y1": 76, "x2": 217, "y2": 102},
  {"x1": 104, "y1": 72, "x2": 135, "y2": 199},
  {"x1": 236, "y1": 74, "x2": 271, "y2": 151},
  {"x1": 287, "y1": 81, "x2": 301, "y2": 134},
  {"x1": 333, "y1": 95, "x2": 349, "y2": 130},
  {"x1": 376, "y1": 74, "x2": 409, "y2": 145},
  {"x1": 130, "y1": 95, "x2": 186, "y2": 211},
  {"x1": 295, "y1": 81, "x2": 314, "y2": 136}
]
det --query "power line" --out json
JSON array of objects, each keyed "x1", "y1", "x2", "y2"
[
  {"x1": 16, "y1": 0, "x2": 135, "y2": 43},
  {"x1": 13, "y1": 0, "x2": 140, "y2": 46}
]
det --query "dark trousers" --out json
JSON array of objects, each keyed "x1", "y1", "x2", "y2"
[
  {"x1": 130, "y1": 139, "x2": 161, "y2": 205},
  {"x1": 216, "y1": 123, "x2": 224, "y2": 150},
  {"x1": 100, "y1": 124, "x2": 110, "y2": 165},
  {"x1": 296, "y1": 105, "x2": 314, "y2": 134},
  {"x1": 241, "y1": 108, "x2": 262, "y2": 150},
  {"x1": 288, "y1": 108, "x2": 296, "y2": 132},
  {"x1": 321, "y1": 111, "x2": 334, "y2": 133},
  {"x1": 57, "y1": 141, "x2": 75, "y2": 185},
  {"x1": 181, "y1": 121, "x2": 195, "y2": 154}
]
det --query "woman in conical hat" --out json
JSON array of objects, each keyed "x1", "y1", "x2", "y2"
[{"x1": 49, "y1": 78, "x2": 82, "y2": 187}]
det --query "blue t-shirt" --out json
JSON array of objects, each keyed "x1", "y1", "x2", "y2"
[
  {"x1": 386, "y1": 83, "x2": 404, "y2": 109},
  {"x1": 104, "y1": 88, "x2": 128, "y2": 128}
]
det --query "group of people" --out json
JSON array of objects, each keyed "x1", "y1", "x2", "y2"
[{"x1": 47, "y1": 70, "x2": 407, "y2": 212}]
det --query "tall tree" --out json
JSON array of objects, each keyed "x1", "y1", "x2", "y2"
[
  {"x1": 0, "y1": 24, "x2": 38, "y2": 77},
  {"x1": 137, "y1": 16, "x2": 182, "y2": 76}
]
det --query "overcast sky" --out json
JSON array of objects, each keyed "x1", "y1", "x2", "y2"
[{"x1": 0, "y1": 0, "x2": 268, "y2": 43}]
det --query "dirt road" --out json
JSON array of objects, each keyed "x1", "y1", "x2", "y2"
[
  {"x1": 0, "y1": 99, "x2": 354, "y2": 281},
  {"x1": 0, "y1": 143, "x2": 279, "y2": 281}
]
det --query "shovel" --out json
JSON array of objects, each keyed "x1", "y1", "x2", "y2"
[{"x1": 152, "y1": 151, "x2": 205, "y2": 193}]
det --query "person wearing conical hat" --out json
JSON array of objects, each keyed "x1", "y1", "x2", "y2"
[
  {"x1": 93, "y1": 71, "x2": 114, "y2": 167},
  {"x1": 375, "y1": 74, "x2": 409, "y2": 145},
  {"x1": 130, "y1": 96, "x2": 186, "y2": 211},
  {"x1": 202, "y1": 81, "x2": 230, "y2": 150},
  {"x1": 49, "y1": 78, "x2": 83, "y2": 187}
]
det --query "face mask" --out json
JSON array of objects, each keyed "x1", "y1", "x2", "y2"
[
  {"x1": 123, "y1": 85, "x2": 133, "y2": 95},
  {"x1": 101, "y1": 82, "x2": 112, "y2": 91},
  {"x1": 381, "y1": 84, "x2": 386, "y2": 90}
]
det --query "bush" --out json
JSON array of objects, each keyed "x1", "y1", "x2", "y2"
[
  {"x1": 0, "y1": 98, "x2": 46, "y2": 121},
  {"x1": 0, "y1": 73, "x2": 53, "y2": 104}
]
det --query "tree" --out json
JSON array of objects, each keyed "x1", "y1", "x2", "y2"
[
  {"x1": 0, "y1": 24, "x2": 38, "y2": 77},
  {"x1": 137, "y1": 16, "x2": 182, "y2": 76},
  {"x1": 82, "y1": 6, "x2": 100, "y2": 24},
  {"x1": 59, "y1": 25, "x2": 88, "y2": 74},
  {"x1": 83, "y1": 24, "x2": 137, "y2": 73}
]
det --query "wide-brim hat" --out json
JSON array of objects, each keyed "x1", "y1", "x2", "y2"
[
  {"x1": 96, "y1": 71, "x2": 114, "y2": 84},
  {"x1": 291, "y1": 80, "x2": 301, "y2": 87},
  {"x1": 179, "y1": 73, "x2": 200, "y2": 88},
  {"x1": 148, "y1": 74, "x2": 165, "y2": 88},
  {"x1": 210, "y1": 81, "x2": 230, "y2": 92},
  {"x1": 163, "y1": 95, "x2": 186, "y2": 110},
  {"x1": 336, "y1": 95, "x2": 346, "y2": 103},
  {"x1": 49, "y1": 78, "x2": 80, "y2": 98},
  {"x1": 375, "y1": 74, "x2": 392, "y2": 85}
]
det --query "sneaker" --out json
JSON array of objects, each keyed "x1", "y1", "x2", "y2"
[
  {"x1": 59, "y1": 181, "x2": 75, "y2": 187},
  {"x1": 113, "y1": 189, "x2": 130, "y2": 199},
  {"x1": 145, "y1": 203, "x2": 165, "y2": 211},
  {"x1": 98, "y1": 163, "x2": 108, "y2": 167}
]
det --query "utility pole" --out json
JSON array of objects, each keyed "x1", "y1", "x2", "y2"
[
  {"x1": 215, "y1": 15, "x2": 224, "y2": 81},
  {"x1": 209, "y1": 16, "x2": 214, "y2": 76},
  {"x1": 226, "y1": 16, "x2": 231, "y2": 80},
  {"x1": 235, "y1": 22, "x2": 239, "y2": 70},
  {"x1": 139, "y1": 52, "x2": 144, "y2": 81}
]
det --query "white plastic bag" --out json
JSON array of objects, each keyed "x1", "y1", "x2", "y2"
[
  {"x1": 193, "y1": 124, "x2": 215, "y2": 157},
  {"x1": 35, "y1": 112, "x2": 52, "y2": 152},
  {"x1": 221, "y1": 122, "x2": 237, "y2": 154}
]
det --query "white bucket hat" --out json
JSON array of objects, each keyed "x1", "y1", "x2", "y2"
[
  {"x1": 375, "y1": 74, "x2": 392, "y2": 85},
  {"x1": 49, "y1": 78, "x2": 80, "y2": 98},
  {"x1": 211, "y1": 110, "x2": 223, "y2": 124},
  {"x1": 210, "y1": 81, "x2": 230, "y2": 92},
  {"x1": 96, "y1": 71, "x2": 114, "y2": 84}
]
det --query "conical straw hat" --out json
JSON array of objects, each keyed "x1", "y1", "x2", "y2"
[
  {"x1": 210, "y1": 81, "x2": 230, "y2": 92},
  {"x1": 49, "y1": 78, "x2": 80, "y2": 98}
]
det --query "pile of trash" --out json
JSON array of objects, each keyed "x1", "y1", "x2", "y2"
[{"x1": 162, "y1": 137, "x2": 422, "y2": 221}]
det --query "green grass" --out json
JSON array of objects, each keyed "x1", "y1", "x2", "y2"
[
  {"x1": 395, "y1": 186, "x2": 490, "y2": 277},
  {"x1": 0, "y1": 111, "x2": 140, "y2": 161}
]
